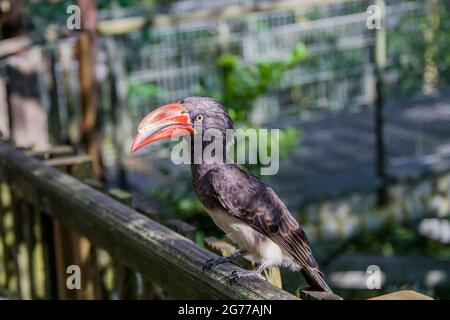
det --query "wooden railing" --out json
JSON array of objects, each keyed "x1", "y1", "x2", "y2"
[{"x1": 0, "y1": 140, "x2": 296, "y2": 300}]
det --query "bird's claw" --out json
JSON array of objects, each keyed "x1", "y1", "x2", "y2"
[
  {"x1": 228, "y1": 269, "x2": 263, "y2": 284},
  {"x1": 202, "y1": 256, "x2": 234, "y2": 272},
  {"x1": 229, "y1": 270, "x2": 241, "y2": 284},
  {"x1": 202, "y1": 258, "x2": 216, "y2": 272}
]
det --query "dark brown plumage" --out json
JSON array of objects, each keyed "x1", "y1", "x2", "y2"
[{"x1": 194, "y1": 163, "x2": 332, "y2": 292}]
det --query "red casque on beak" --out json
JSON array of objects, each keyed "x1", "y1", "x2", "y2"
[{"x1": 130, "y1": 103, "x2": 194, "y2": 153}]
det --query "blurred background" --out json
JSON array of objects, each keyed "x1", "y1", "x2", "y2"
[{"x1": 0, "y1": 0, "x2": 450, "y2": 300}]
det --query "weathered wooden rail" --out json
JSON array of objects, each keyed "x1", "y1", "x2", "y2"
[{"x1": 0, "y1": 140, "x2": 296, "y2": 299}]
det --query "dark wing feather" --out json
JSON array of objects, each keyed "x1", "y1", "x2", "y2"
[{"x1": 205, "y1": 164, "x2": 331, "y2": 292}]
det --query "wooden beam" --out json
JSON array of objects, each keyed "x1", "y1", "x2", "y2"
[
  {"x1": 96, "y1": 0, "x2": 356, "y2": 35},
  {"x1": 26, "y1": 145, "x2": 74, "y2": 160},
  {"x1": 300, "y1": 290, "x2": 343, "y2": 300},
  {"x1": 98, "y1": 17, "x2": 147, "y2": 35},
  {"x1": 0, "y1": 36, "x2": 32, "y2": 59},
  {"x1": 0, "y1": 31, "x2": 75, "y2": 60},
  {"x1": 369, "y1": 290, "x2": 433, "y2": 300},
  {"x1": 0, "y1": 141, "x2": 296, "y2": 299}
]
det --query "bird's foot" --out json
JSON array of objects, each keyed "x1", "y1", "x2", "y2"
[
  {"x1": 202, "y1": 249, "x2": 244, "y2": 272},
  {"x1": 202, "y1": 256, "x2": 235, "y2": 272},
  {"x1": 228, "y1": 265, "x2": 266, "y2": 284}
]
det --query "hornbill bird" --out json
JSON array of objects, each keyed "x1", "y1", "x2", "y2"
[{"x1": 131, "y1": 97, "x2": 334, "y2": 294}]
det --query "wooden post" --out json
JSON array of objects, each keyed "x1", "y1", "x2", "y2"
[
  {"x1": 9, "y1": 184, "x2": 24, "y2": 298},
  {"x1": 47, "y1": 49, "x2": 63, "y2": 145},
  {"x1": 29, "y1": 146, "x2": 76, "y2": 299},
  {"x1": 108, "y1": 188, "x2": 139, "y2": 300},
  {"x1": 51, "y1": 219, "x2": 77, "y2": 300},
  {"x1": 59, "y1": 43, "x2": 81, "y2": 148},
  {"x1": 0, "y1": 180, "x2": 19, "y2": 296},
  {"x1": 105, "y1": 38, "x2": 133, "y2": 188},
  {"x1": 23, "y1": 203, "x2": 37, "y2": 299},
  {"x1": 422, "y1": 0, "x2": 440, "y2": 94},
  {"x1": 0, "y1": 78, "x2": 9, "y2": 140},
  {"x1": 77, "y1": 0, "x2": 101, "y2": 179},
  {"x1": 44, "y1": 155, "x2": 81, "y2": 300},
  {"x1": 39, "y1": 210, "x2": 58, "y2": 299},
  {"x1": 0, "y1": 181, "x2": 8, "y2": 288},
  {"x1": 46, "y1": 155, "x2": 102, "y2": 299}
]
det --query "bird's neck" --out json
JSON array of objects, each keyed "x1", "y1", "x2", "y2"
[
  {"x1": 190, "y1": 134, "x2": 229, "y2": 181},
  {"x1": 191, "y1": 163, "x2": 220, "y2": 182}
]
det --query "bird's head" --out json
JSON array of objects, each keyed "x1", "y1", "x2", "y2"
[{"x1": 131, "y1": 96, "x2": 233, "y2": 153}]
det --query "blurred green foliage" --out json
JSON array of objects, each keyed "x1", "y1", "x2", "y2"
[
  {"x1": 128, "y1": 81, "x2": 165, "y2": 117},
  {"x1": 96, "y1": 0, "x2": 156, "y2": 9},
  {"x1": 212, "y1": 43, "x2": 308, "y2": 122},
  {"x1": 198, "y1": 43, "x2": 308, "y2": 171},
  {"x1": 386, "y1": 0, "x2": 450, "y2": 97}
]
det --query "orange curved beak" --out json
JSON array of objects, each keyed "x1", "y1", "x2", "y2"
[{"x1": 130, "y1": 103, "x2": 194, "y2": 153}]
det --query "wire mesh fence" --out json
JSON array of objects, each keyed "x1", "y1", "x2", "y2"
[{"x1": 111, "y1": 0, "x2": 446, "y2": 128}]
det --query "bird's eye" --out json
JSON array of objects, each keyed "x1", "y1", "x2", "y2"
[{"x1": 195, "y1": 115, "x2": 204, "y2": 122}]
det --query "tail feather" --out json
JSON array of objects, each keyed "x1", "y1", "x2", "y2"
[{"x1": 301, "y1": 267, "x2": 332, "y2": 293}]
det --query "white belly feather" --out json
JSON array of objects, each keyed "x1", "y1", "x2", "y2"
[{"x1": 206, "y1": 208, "x2": 299, "y2": 270}]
